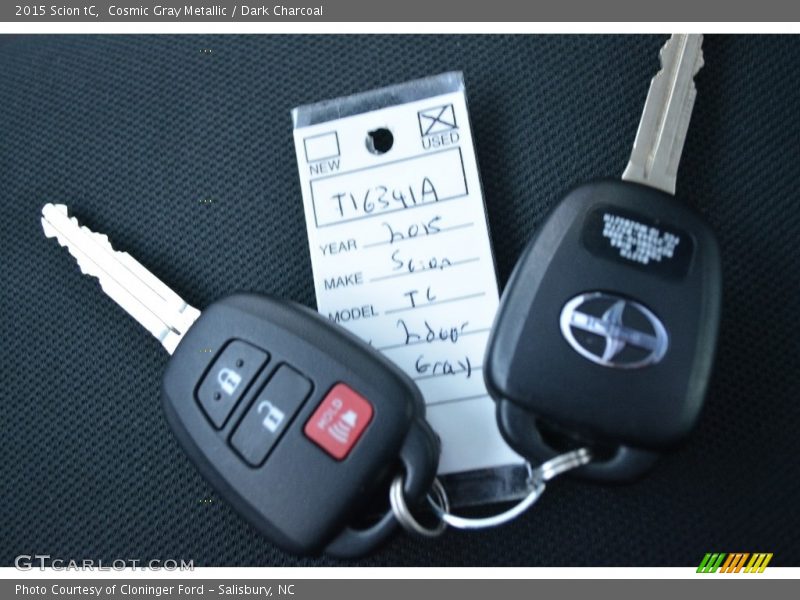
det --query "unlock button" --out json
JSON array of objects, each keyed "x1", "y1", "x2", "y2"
[
  {"x1": 231, "y1": 365, "x2": 312, "y2": 466},
  {"x1": 197, "y1": 340, "x2": 269, "y2": 429}
]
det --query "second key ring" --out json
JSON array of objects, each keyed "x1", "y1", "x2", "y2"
[
  {"x1": 389, "y1": 473, "x2": 450, "y2": 538},
  {"x1": 390, "y1": 448, "x2": 592, "y2": 536}
]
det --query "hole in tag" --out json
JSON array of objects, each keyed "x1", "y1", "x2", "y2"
[{"x1": 366, "y1": 128, "x2": 394, "y2": 155}]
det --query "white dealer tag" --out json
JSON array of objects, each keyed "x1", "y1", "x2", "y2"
[{"x1": 292, "y1": 73, "x2": 523, "y2": 503}]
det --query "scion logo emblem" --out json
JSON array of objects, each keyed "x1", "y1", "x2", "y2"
[{"x1": 559, "y1": 292, "x2": 668, "y2": 369}]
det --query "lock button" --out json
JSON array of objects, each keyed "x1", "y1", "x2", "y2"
[
  {"x1": 231, "y1": 364, "x2": 312, "y2": 467},
  {"x1": 197, "y1": 340, "x2": 269, "y2": 429}
]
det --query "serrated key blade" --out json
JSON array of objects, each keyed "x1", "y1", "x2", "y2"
[
  {"x1": 41, "y1": 203, "x2": 200, "y2": 354},
  {"x1": 622, "y1": 34, "x2": 704, "y2": 195}
]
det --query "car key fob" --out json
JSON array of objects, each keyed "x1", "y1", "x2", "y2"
[
  {"x1": 162, "y1": 294, "x2": 439, "y2": 557},
  {"x1": 484, "y1": 181, "x2": 721, "y2": 481},
  {"x1": 40, "y1": 204, "x2": 439, "y2": 558}
]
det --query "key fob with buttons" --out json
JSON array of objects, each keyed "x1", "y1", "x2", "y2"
[
  {"x1": 484, "y1": 181, "x2": 722, "y2": 481},
  {"x1": 161, "y1": 293, "x2": 439, "y2": 557},
  {"x1": 40, "y1": 204, "x2": 438, "y2": 557}
]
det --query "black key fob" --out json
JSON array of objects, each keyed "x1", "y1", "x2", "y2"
[
  {"x1": 162, "y1": 294, "x2": 439, "y2": 556},
  {"x1": 484, "y1": 181, "x2": 721, "y2": 481}
]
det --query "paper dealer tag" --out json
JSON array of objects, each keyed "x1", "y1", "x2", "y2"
[{"x1": 291, "y1": 73, "x2": 521, "y2": 478}]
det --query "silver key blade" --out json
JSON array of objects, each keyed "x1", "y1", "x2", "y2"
[
  {"x1": 41, "y1": 203, "x2": 200, "y2": 354},
  {"x1": 622, "y1": 34, "x2": 704, "y2": 195}
]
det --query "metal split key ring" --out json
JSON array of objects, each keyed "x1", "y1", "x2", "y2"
[{"x1": 390, "y1": 448, "x2": 592, "y2": 536}]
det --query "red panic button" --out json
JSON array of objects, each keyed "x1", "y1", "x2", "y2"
[{"x1": 304, "y1": 383, "x2": 373, "y2": 460}]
